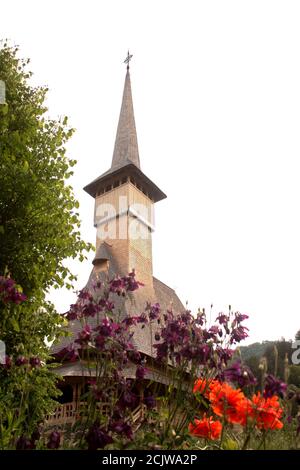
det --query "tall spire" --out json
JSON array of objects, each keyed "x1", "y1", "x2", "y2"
[
  {"x1": 84, "y1": 54, "x2": 166, "y2": 202},
  {"x1": 111, "y1": 61, "x2": 140, "y2": 170}
]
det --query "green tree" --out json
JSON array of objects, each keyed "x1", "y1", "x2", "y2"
[{"x1": 0, "y1": 42, "x2": 92, "y2": 448}]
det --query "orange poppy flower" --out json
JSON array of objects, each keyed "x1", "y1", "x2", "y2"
[
  {"x1": 193, "y1": 378, "x2": 221, "y2": 397},
  {"x1": 209, "y1": 381, "x2": 248, "y2": 425},
  {"x1": 189, "y1": 414, "x2": 222, "y2": 440},
  {"x1": 250, "y1": 392, "x2": 283, "y2": 430}
]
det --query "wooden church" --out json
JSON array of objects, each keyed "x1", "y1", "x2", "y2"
[{"x1": 49, "y1": 56, "x2": 184, "y2": 425}]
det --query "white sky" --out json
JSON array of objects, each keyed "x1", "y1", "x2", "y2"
[{"x1": 2, "y1": 0, "x2": 300, "y2": 344}]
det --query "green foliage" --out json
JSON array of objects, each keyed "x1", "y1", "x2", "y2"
[
  {"x1": 0, "y1": 41, "x2": 92, "y2": 296},
  {"x1": 0, "y1": 362, "x2": 61, "y2": 449},
  {"x1": 0, "y1": 41, "x2": 93, "y2": 448},
  {"x1": 239, "y1": 341, "x2": 273, "y2": 361},
  {"x1": 243, "y1": 333, "x2": 300, "y2": 388}
]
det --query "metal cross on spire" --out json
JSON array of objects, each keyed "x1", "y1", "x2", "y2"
[{"x1": 124, "y1": 50, "x2": 133, "y2": 70}]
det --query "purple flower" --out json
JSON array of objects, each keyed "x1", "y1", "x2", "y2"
[
  {"x1": 94, "y1": 334, "x2": 105, "y2": 349},
  {"x1": 86, "y1": 423, "x2": 113, "y2": 450},
  {"x1": 122, "y1": 316, "x2": 137, "y2": 327},
  {"x1": 125, "y1": 271, "x2": 144, "y2": 292},
  {"x1": 0, "y1": 276, "x2": 27, "y2": 304},
  {"x1": 153, "y1": 342, "x2": 168, "y2": 361},
  {"x1": 127, "y1": 349, "x2": 141, "y2": 362},
  {"x1": 75, "y1": 324, "x2": 92, "y2": 346},
  {"x1": 230, "y1": 325, "x2": 249, "y2": 344},
  {"x1": 1, "y1": 355, "x2": 12, "y2": 370},
  {"x1": 195, "y1": 311, "x2": 206, "y2": 326},
  {"x1": 88, "y1": 380, "x2": 104, "y2": 400},
  {"x1": 136, "y1": 313, "x2": 148, "y2": 324},
  {"x1": 263, "y1": 375, "x2": 287, "y2": 399},
  {"x1": 180, "y1": 310, "x2": 193, "y2": 324},
  {"x1": 109, "y1": 272, "x2": 144, "y2": 296},
  {"x1": 195, "y1": 344, "x2": 211, "y2": 364},
  {"x1": 65, "y1": 304, "x2": 78, "y2": 320},
  {"x1": 15, "y1": 356, "x2": 28, "y2": 366},
  {"x1": 82, "y1": 302, "x2": 99, "y2": 317},
  {"x1": 216, "y1": 313, "x2": 229, "y2": 325},
  {"x1": 0, "y1": 277, "x2": 14, "y2": 291},
  {"x1": 208, "y1": 325, "x2": 222, "y2": 337},
  {"x1": 147, "y1": 302, "x2": 161, "y2": 321},
  {"x1": 47, "y1": 431, "x2": 61, "y2": 449},
  {"x1": 120, "y1": 423, "x2": 133, "y2": 440},
  {"x1": 221, "y1": 360, "x2": 257, "y2": 388},
  {"x1": 110, "y1": 420, "x2": 133, "y2": 440},
  {"x1": 96, "y1": 317, "x2": 117, "y2": 337},
  {"x1": 144, "y1": 395, "x2": 156, "y2": 409},
  {"x1": 78, "y1": 289, "x2": 92, "y2": 300},
  {"x1": 119, "y1": 391, "x2": 138, "y2": 410},
  {"x1": 215, "y1": 347, "x2": 234, "y2": 365},
  {"x1": 11, "y1": 291, "x2": 27, "y2": 304},
  {"x1": 234, "y1": 312, "x2": 249, "y2": 323},
  {"x1": 16, "y1": 436, "x2": 35, "y2": 450},
  {"x1": 54, "y1": 345, "x2": 78, "y2": 363},
  {"x1": 109, "y1": 276, "x2": 125, "y2": 295},
  {"x1": 30, "y1": 357, "x2": 41, "y2": 368},
  {"x1": 136, "y1": 365, "x2": 147, "y2": 380}
]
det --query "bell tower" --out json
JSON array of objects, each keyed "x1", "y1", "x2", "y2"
[{"x1": 84, "y1": 57, "x2": 166, "y2": 288}]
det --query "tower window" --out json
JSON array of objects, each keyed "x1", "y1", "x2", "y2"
[{"x1": 93, "y1": 259, "x2": 109, "y2": 272}]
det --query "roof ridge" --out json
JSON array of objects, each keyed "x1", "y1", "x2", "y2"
[{"x1": 153, "y1": 276, "x2": 176, "y2": 293}]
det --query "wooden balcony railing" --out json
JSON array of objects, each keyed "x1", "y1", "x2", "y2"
[
  {"x1": 46, "y1": 402, "x2": 146, "y2": 427},
  {"x1": 46, "y1": 402, "x2": 78, "y2": 425}
]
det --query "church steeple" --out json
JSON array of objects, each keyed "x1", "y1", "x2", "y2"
[
  {"x1": 111, "y1": 67, "x2": 140, "y2": 170},
  {"x1": 84, "y1": 62, "x2": 166, "y2": 202}
]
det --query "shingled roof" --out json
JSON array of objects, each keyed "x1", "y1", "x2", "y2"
[{"x1": 51, "y1": 267, "x2": 185, "y2": 359}]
